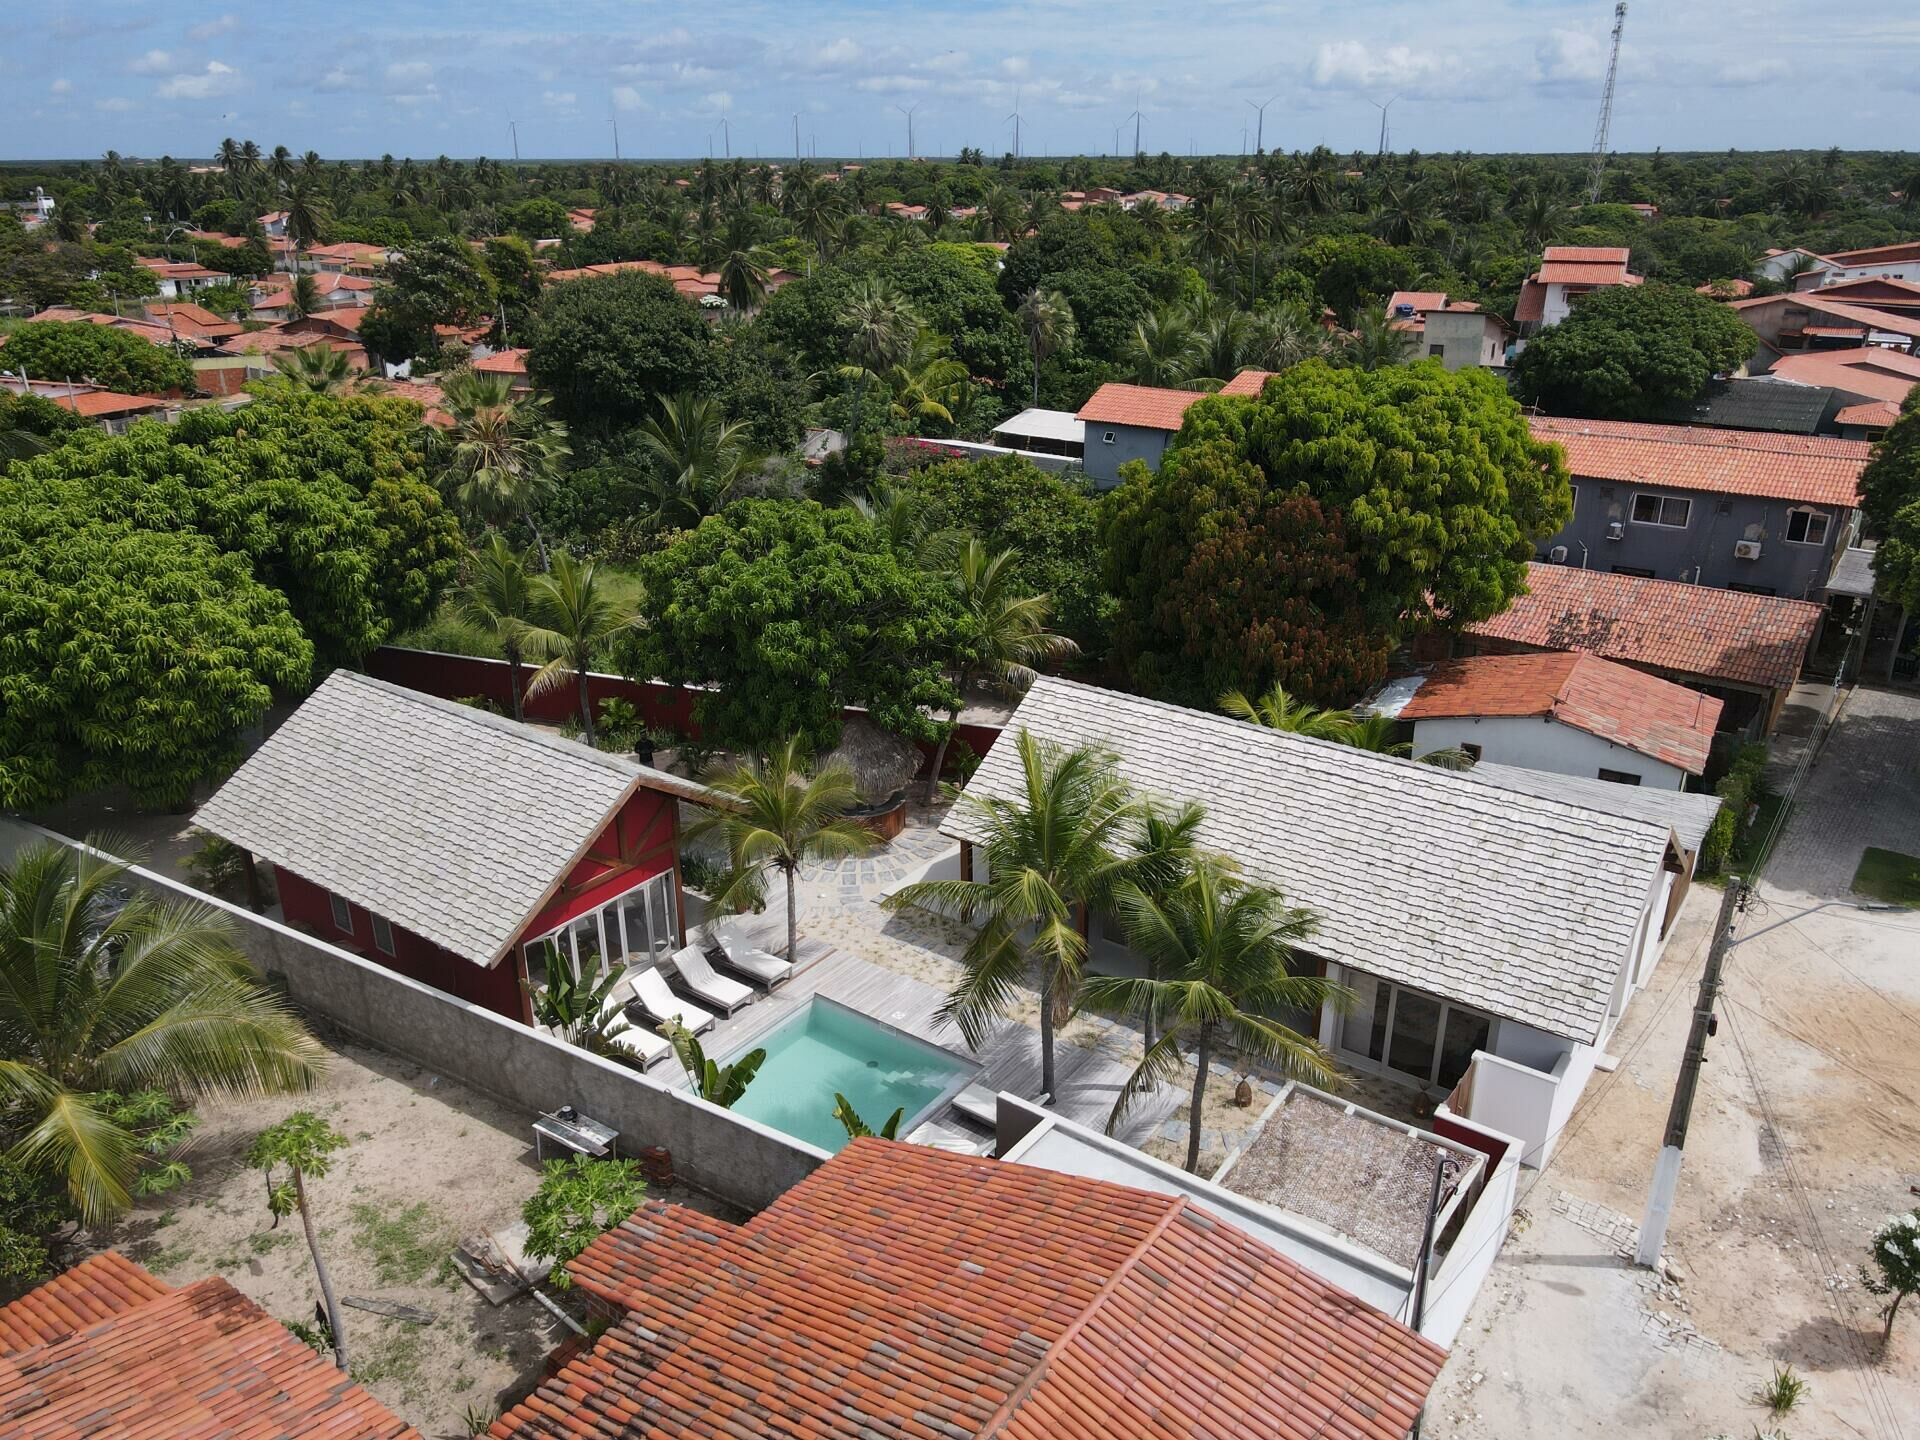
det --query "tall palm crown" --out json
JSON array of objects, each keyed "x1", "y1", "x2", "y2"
[
  {"x1": 522, "y1": 553, "x2": 636, "y2": 745},
  {"x1": 1126, "y1": 307, "x2": 1200, "y2": 386},
  {"x1": 438, "y1": 369, "x2": 571, "y2": 568},
  {"x1": 1218, "y1": 682, "x2": 1351, "y2": 740},
  {"x1": 269, "y1": 343, "x2": 353, "y2": 393},
  {"x1": 840, "y1": 280, "x2": 921, "y2": 434},
  {"x1": 283, "y1": 181, "x2": 331, "y2": 271},
  {"x1": 1015, "y1": 288, "x2": 1076, "y2": 408},
  {"x1": 1343, "y1": 304, "x2": 1415, "y2": 372},
  {"x1": 634, "y1": 392, "x2": 755, "y2": 533},
  {"x1": 0, "y1": 840, "x2": 327, "y2": 1223},
  {"x1": 885, "y1": 731, "x2": 1138, "y2": 1098},
  {"x1": 688, "y1": 736, "x2": 878, "y2": 964},
  {"x1": 1085, "y1": 857, "x2": 1339, "y2": 1172},
  {"x1": 456, "y1": 535, "x2": 536, "y2": 721}
]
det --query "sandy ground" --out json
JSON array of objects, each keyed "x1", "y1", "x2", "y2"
[
  {"x1": 1427, "y1": 881, "x2": 1920, "y2": 1440},
  {"x1": 90, "y1": 1026, "x2": 733, "y2": 1440}
]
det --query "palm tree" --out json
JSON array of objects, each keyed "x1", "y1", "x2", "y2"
[
  {"x1": 0, "y1": 840, "x2": 327, "y2": 1224},
  {"x1": 1343, "y1": 304, "x2": 1414, "y2": 371},
  {"x1": 283, "y1": 180, "x2": 331, "y2": 273},
  {"x1": 840, "y1": 280, "x2": 920, "y2": 436},
  {"x1": 1085, "y1": 858, "x2": 1338, "y2": 1172},
  {"x1": 870, "y1": 332, "x2": 970, "y2": 430},
  {"x1": 1015, "y1": 287, "x2": 1076, "y2": 408},
  {"x1": 457, "y1": 535, "x2": 536, "y2": 721},
  {"x1": 438, "y1": 370, "x2": 571, "y2": 569},
  {"x1": 885, "y1": 731, "x2": 1138, "y2": 1099},
  {"x1": 1125, "y1": 306, "x2": 1200, "y2": 386},
  {"x1": 634, "y1": 392, "x2": 755, "y2": 532},
  {"x1": 269, "y1": 343, "x2": 354, "y2": 393},
  {"x1": 1338, "y1": 711, "x2": 1477, "y2": 769},
  {"x1": 522, "y1": 553, "x2": 637, "y2": 745},
  {"x1": 925, "y1": 540, "x2": 1078, "y2": 800},
  {"x1": 1219, "y1": 682, "x2": 1350, "y2": 740},
  {"x1": 688, "y1": 736, "x2": 878, "y2": 963},
  {"x1": 1510, "y1": 185, "x2": 1565, "y2": 252},
  {"x1": 288, "y1": 272, "x2": 321, "y2": 320}
]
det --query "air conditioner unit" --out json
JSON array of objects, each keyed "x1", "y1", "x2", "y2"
[
  {"x1": 1606, "y1": 520, "x2": 1625, "y2": 540},
  {"x1": 1548, "y1": 545, "x2": 1569, "y2": 563},
  {"x1": 1734, "y1": 539, "x2": 1763, "y2": 560}
]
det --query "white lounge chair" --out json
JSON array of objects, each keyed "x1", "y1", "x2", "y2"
[
  {"x1": 950, "y1": 1083, "x2": 1000, "y2": 1130},
  {"x1": 630, "y1": 965, "x2": 715, "y2": 1035},
  {"x1": 711, "y1": 924, "x2": 794, "y2": 989},
  {"x1": 668, "y1": 944, "x2": 753, "y2": 1016},
  {"x1": 598, "y1": 980, "x2": 673, "y2": 1067}
]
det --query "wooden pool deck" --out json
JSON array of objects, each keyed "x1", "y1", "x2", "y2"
[{"x1": 679, "y1": 935, "x2": 1183, "y2": 1149}]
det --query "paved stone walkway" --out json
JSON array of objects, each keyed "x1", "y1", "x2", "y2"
[{"x1": 1765, "y1": 685, "x2": 1920, "y2": 898}]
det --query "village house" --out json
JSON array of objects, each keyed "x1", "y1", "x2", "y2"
[
  {"x1": 1386, "y1": 289, "x2": 1511, "y2": 370},
  {"x1": 1529, "y1": 416, "x2": 1866, "y2": 602},
  {"x1": 1074, "y1": 370, "x2": 1272, "y2": 486},
  {"x1": 1513, "y1": 245, "x2": 1641, "y2": 338},
  {"x1": 1439, "y1": 561, "x2": 1825, "y2": 736},
  {"x1": 1371, "y1": 651, "x2": 1723, "y2": 790},
  {"x1": 193, "y1": 671, "x2": 721, "y2": 1025},
  {"x1": 0, "y1": 376, "x2": 170, "y2": 433},
  {"x1": 492, "y1": 1139, "x2": 1449, "y2": 1439},
  {"x1": 1762, "y1": 348, "x2": 1920, "y2": 439},
  {"x1": 945, "y1": 676, "x2": 1694, "y2": 1166},
  {"x1": 1786, "y1": 239, "x2": 1920, "y2": 289},
  {"x1": 134, "y1": 255, "x2": 227, "y2": 299},
  {"x1": 472, "y1": 345, "x2": 533, "y2": 392},
  {"x1": 1731, "y1": 289, "x2": 1920, "y2": 360}
]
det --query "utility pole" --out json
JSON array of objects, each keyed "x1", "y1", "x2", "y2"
[
  {"x1": 1587, "y1": 2, "x2": 1628, "y2": 203},
  {"x1": 1635, "y1": 876, "x2": 1744, "y2": 1268}
]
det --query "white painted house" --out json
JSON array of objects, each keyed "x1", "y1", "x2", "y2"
[
  {"x1": 1371, "y1": 652, "x2": 1724, "y2": 791},
  {"x1": 941, "y1": 678, "x2": 1698, "y2": 1168}
]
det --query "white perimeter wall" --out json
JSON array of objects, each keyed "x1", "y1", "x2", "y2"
[{"x1": 1413, "y1": 715, "x2": 1689, "y2": 790}]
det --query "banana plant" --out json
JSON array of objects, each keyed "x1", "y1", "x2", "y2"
[
  {"x1": 832, "y1": 1094, "x2": 904, "y2": 1141},
  {"x1": 663, "y1": 1021, "x2": 764, "y2": 1108}
]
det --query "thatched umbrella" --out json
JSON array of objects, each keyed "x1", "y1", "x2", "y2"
[{"x1": 820, "y1": 715, "x2": 922, "y2": 808}]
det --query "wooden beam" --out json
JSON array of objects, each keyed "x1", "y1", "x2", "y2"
[{"x1": 959, "y1": 840, "x2": 973, "y2": 882}]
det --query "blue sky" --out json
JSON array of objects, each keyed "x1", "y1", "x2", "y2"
[{"x1": 6, "y1": 0, "x2": 1918, "y2": 162}]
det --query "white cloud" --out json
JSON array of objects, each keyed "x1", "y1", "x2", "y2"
[
  {"x1": 855, "y1": 73, "x2": 932, "y2": 95},
  {"x1": 96, "y1": 97, "x2": 135, "y2": 112},
  {"x1": 1309, "y1": 40, "x2": 1447, "y2": 91},
  {"x1": 49, "y1": 77, "x2": 71, "y2": 95},
  {"x1": 612, "y1": 84, "x2": 647, "y2": 111},
  {"x1": 1534, "y1": 28, "x2": 1607, "y2": 84},
  {"x1": 156, "y1": 60, "x2": 239, "y2": 101},
  {"x1": 1712, "y1": 57, "x2": 1789, "y2": 87},
  {"x1": 542, "y1": 90, "x2": 578, "y2": 107},
  {"x1": 188, "y1": 14, "x2": 240, "y2": 42},
  {"x1": 317, "y1": 67, "x2": 359, "y2": 91},
  {"x1": 385, "y1": 61, "x2": 432, "y2": 85},
  {"x1": 127, "y1": 49, "x2": 175, "y2": 75},
  {"x1": 1000, "y1": 56, "x2": 1032, "y2": 80},
  {"x1": 700, "y1": 89, "x2": 733, "y2": 115},
  {"x1": 816, "y1": 37, "x2": 860, "y2": 66}
]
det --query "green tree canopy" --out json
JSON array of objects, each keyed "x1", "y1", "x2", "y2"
[
  {"x1": 1512, "y1": 281, "x2": 1758, "y2": 420},
  {"x1": 359, "y1": 236, "x2": 497, "y2": 364},
  {"x1": 526, "y1": 271, "x2": 718, "y2": 431},
  {"x1": 5, "y1": 391, "x2": 461, "y2": 669},
  {"x1": 0, "y1": 321, "x2": 194, "y2": 396},
  {"x1": 1102, "y1": 360, "x2": 1570, "y2": 708},
  {"x1": 624, "y1": 499, "x2": 964, "y2": 750},
  {"x1": 1860, "y1": 390, "x2": 1920, "y2": 612}
]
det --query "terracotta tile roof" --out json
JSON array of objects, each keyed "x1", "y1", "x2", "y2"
[
  {"x1": 1765, "y1": 348, "x2": 1920, "y2": 406},
  {"x1": 1400, "y1": 652, "x2": 1723, "y2": 773},
  {"x1": 1514, "y1": 280, "x2": 1548, "y2": 324},
  {"x1": 1822, "y1": 240, "x2": 1920, "y2": 267},
  {"x1": 1732, "y1": 291, "x2": 1920, "y2": 339},
  {"x1": 497, "y1": 1140, "x2": 1446, "y2": 1440},
  {"x1": 1529, "y1": 414, "x2": 1868, "y2": 506},
  {"x1": 1386, "y1": 289, "x2": 1448, "y2": 314},
  {"x1": 135, "y1": 257, "x2": 223, "y2": 280},
  {"x1": 56, "y1": 390, "x2": 171, "y2": 418},
  {"x1": 473, "y1": 347, "x2": 529, "y2": 374},
  {"x1": 382, "y1": 378, "x2": 454, "y2": 427},
  {"x1": 1696, "y1": 278, "x2": 1754, "y2": 298},
  {"x1": 0, "y1": 1254, "x2": 168, "y2": 1350},
  {"x1": 1076, "y1": 381, "x2": 1204, "y2": 430},
  {"x1": 1805, "y1": 276, "x2": 1920, "y2": 309},
  {"x1": 0, "y1": 1257, "x2": 419, "y2": 1439},
  {"x1": 1535, "y1": 261, "x2": 1642, "y2": 286},
  {"x1": 1217, "y1": 368, "x2": 1276, "y2": 396},
  {"x1": 1836, "y1": 399, "x2": 1901, "y2": 428},
  {"x1": 1468, "y1": 562, "x2": 1823, "y2": 693},
  {"x1": 1542, "y1": 245, "x2": 1632, "y2": 264},
  {"x1": 145, "y1": 302, "x2": 243, "y2": 339},
  {"x1": 290, "y1": 305, "x2": 369, "y2": 333}
]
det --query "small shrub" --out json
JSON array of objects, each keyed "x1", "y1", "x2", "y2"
[
  {"x1": 462, "y1": 1403, "x2": 499, "y2": 1437},
  {"x1": 1861, "y1": 1207, "x2": 1920, "y2": 1342},
  {"x1": 1755, "y1": 1363, "x2": 1806, "y2": 1415},
  {"x1": 945, "y1": 737, "x2": 983, "y2": 786},
  {"x1": 182, "y1": 832, "x2": 251, "y2": 895},
  {"x1": 522, "y1": 1155, "x2": 648, "y2": 1288},
  {"x1": 1698, "y1": 742, "x2": 1769, "y2": 878},
  {"x1": 454, "y1": 694, "x2": 504, "y2": 715},
  {"x1": 678, "y1": 850, "x2": 727, "y2": 896},
  {"x1": 596, "y1": 697, "x2": 645, "y2": 752}
]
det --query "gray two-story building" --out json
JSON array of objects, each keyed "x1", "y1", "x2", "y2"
[
  {"x1": 1074, "y1": 372, "x2": 1273, "y2": 488},
  {"x1": 1528, "y1": 417, "x2": 1867, "y2": 605}
]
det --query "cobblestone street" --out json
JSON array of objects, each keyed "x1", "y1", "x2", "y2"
[{"x1": 1766, "y1": 685, "x2": 1920, "y2": 898}]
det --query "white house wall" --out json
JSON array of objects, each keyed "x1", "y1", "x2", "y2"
[{"x1": 1412, "y1": 715, "x2": 1690, "y2": 791}]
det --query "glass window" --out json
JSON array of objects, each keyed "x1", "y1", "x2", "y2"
[
  {"x1": 1339, "y1": 975, "x2": 1386, "y2": 1061},
  {"x1": 570, "y1": 912, "x2": 606, "y2": 980},
  {"x1": 1436, "y1": 1006, "x2": 1492, "y2": 1090},
  {"x1": 616, "y1": 890, "x2": 651, "y2": 961},
  {"x1": 1631, "y1": 493, "x2": 1691, "y2": 528},
  {"x1": 1387, "y1": 989, "x2": 1442, "y2": 1083},
  {"x1": 371, "y1": 914, "x2": 395, "y2": 956},
  {"x1": 1598, "y1": 767, "x2": 1643, "y2": 786},
  {"x1": 329, "y1": 893, "x2": 353, "y2": 935},
  {"x1": 1785, "y1": 509, "x2": 1829, "y2": 545},
  {"x1": 649, "y1": 876, "x2": 677, "y2": 958}
]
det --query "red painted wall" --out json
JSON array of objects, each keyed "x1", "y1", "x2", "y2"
[
  {"x1": 274, "y1": 865, "x2": 529, "y2": 1022},
  {"x1": 521, "y1": 787, "x2": 681, "y2": 941},
  {"x1": 363, "y1": 647, "x2": 1007, "y2": 780}
]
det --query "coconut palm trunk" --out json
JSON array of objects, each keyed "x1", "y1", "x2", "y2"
[
  {"x1": 783, "y1": 858, "x2": 800, "y2": 962},
  {"x1": 1038, "y1": 970, "x2": 1058, "y2": 1098},
  {"x1": 293, "y1": 1167, "x2": 349, "y2": 1371},
  {"x1": 1185, "y1": 1023, "x2": 1213, "y2": 1173},
  {"x1": 924, "y1": 702, "x2": 964, "y2": 804},
  {"x1": 523, "y1": 507, "x2": 551, "y2": 573},
  {"x1": 503, "y1": 638, "x2": 526, "y2": 722},
  {"x1": 576, "y1": 670, "x2": 595, "y2": 745}
]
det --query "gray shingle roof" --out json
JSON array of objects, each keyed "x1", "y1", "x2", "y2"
[
  {"x1": 195, "y1": 671, "x2": 718, "y2": 968},
  {"x1": 943, "y1": 679, "x2": 1674, "y2": 1043},
  {"x1": 1464, "y1": 762, "x2": 1725, "y2": 857}
]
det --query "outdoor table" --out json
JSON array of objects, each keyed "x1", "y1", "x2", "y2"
[{"x1": 533, "y1": 1109, "x2": 618, "y2": 1163}]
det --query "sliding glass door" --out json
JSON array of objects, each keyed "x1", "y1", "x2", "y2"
[{"x1": 1337, "y1": 974, "x2": 1491, "y2": 1091}]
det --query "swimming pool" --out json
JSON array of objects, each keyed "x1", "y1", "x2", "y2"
[{"x1": 726, "y1": 996, "x2": 979, "y2": 1154}]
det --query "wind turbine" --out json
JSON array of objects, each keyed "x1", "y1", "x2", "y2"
[
  {"x1": 507, "y1": 115, "x2": 520, "y2": 162},
  {"x1": 1127, "y1": 94, "x2": 1143, "y2": 156},
  {"x1": 1371, "y1": 94, "x2": 1398, "y2": 157},
  {"x1": 793, "y1": 112, "x2": 802, "y2": 161},
  {"x1": 895, "y1": 102, "x2": 919, "y2": 160},
  {"x1": 609, "y1": 100, "x2": 621, "y2": 162},
  {"x1": 1245, "y1": 94, "x2": 1278, "y2": 155},
  {"x1": 1005, "y1": 86, "x2": 1023, "y2": 160},
  {"x1": 716, "y1": 115, "x2": 731, "y2": 158}
]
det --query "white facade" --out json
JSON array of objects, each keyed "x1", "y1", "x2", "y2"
[{"x1": 1410, "y1": 714, "x2": 1691, "y2": 791}]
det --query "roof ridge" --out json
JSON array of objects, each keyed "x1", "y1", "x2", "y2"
[{"x1": 972, "y1": 1192, "x2": 1190, "y2": 1440}]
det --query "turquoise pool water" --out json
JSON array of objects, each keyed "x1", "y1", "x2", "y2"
[{"x1": 727, "y1": 997, "x2": 977, "y2": 1154}]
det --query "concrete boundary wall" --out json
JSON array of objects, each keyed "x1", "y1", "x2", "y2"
[{"x1": 0, "y1": 820, "x2": 829, "y2": 1214}]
